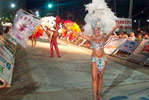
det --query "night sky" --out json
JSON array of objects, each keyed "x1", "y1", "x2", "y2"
[
  {"x1": 26, "y1": 0, "x2": 149, "y2": 27},
  {"x1": 25, "y1": 0, "x2": 149, "y2": 24},
  {"x1": 25, "y1": 0, "x2": 90, "y2": 24},
  {"x1": 24, "y1": 0, "x2": 149, "y2": 17}
]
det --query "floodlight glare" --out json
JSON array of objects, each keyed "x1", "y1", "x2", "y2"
[{"x1": 48, "y1": 4, "x2": 53, "y2": 8}]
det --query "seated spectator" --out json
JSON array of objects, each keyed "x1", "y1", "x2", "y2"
[
  {"x1": 123, "y1": 34, "x2": 128, "y2": 38},
  {"x1": 118, "y1": 31, "x2": 128, "y2": 39},
  {"x1": 119, "y1": 31, "x2": 124, "y2": 39},
  {"x1": 119, "y1": 33, "x2": 123, "y2": 39},
  {"x1": 140, "y1": 30, "x2": 146, "y2": 37},
  {"x1": 136, "y1": 34, "x2": 143, "y2": 40},
  {"x1": 128, "y1": 32, "x2": 136, "y2": 41},
  {"x1": 144, "y1": 34, "x2": 149, "y2": 39},
  {"x1": 135, "y1": 28, "x2": 142, "y2": 35},
  {"x1": 123, "y1": 32, "x2": 128, "y2": 38}
]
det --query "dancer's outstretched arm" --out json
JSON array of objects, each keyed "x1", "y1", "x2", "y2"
[
  {"x1": 78, "y1": 33, "x2": 93, "y2": 41},
  {"x1": 104, "y1": 24, "x2": 120, "y2": 41}
]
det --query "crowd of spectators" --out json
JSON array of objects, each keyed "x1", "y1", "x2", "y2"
[{"x1": 115, "y1": 28, "x2": 149, "y2": 40}]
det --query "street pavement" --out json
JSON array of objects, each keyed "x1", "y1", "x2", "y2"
[{"x1": 0, "y1": 39, "x2": 149, "y2": 100}]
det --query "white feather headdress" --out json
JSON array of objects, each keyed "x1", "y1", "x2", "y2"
[{"x1": 83, "y1": 0, "x2": 118, "y2": 35}]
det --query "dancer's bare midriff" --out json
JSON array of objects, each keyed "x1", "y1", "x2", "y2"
[{"x1": 92, "y1": 48, "x2": 106, "y2": 58}]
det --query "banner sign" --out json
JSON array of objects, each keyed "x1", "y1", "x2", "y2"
[
  {"x1": 118, "y1": 40, "x2": 141, "y2": 53},
  {"x1": 104, "y1": 37, "x2": 127, "y2": 54},
  {"x1": 0, "y1": 56, "x2": 13, "y2": 85},
  {"x1": 12, "y1": 9, "x2": 40, "y2": 47},
  {"x1": 141, "y1": 41, "x2": 149, "y2": 55},
  {"x1": 116, "y1": 18, "x2": 132, "y2": 34},
  {"x1": 129, "y1": 40, "x2": 149, "y2": 63},
  {"x1": 0, "y1": 35, "x2": 17, "y2": 87}
]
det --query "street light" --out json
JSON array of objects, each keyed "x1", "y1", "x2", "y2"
[
  {"x1": 48, "y1": 3, "x2": 53, "y2": 8},
  {"x1": 35, "y1": 11, "x2": 39, "y2": 14},
  {"x1": 10, "y1": 3, "x2": 16, "y2": 8},
  {"x1": 35, "y1": 11, "x2": 40, "y2": 17},
  {"x1": 134, "y1": 20, "x2": 137, "y2": 23},
  {"x1": 147, "y1": 19, "x2": 149, "y2": 29}
]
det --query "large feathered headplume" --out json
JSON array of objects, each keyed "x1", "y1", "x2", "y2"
[
  {"x1": 55, "y1": 16, "x2": 64, "y2": 27},
  {"x1": 83, "y1": 0, "x2": 118, "y2": 35}
]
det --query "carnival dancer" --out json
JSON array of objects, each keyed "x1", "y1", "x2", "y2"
[
  {"x1": 76, "y1": 24, "x2": 119, "y2": 100},
  {"x1": 46, "y1": 16, "x2": 63, "y2": 58},
  {"x1": 49, "y1": 25, "x2": 61, "y2": 58},
  {"x1": 83, "y1": 0, "x2": 119, "y2": 99},
  {"x1": 29, "y1": 25, "x2": 44, "y2": 47}
]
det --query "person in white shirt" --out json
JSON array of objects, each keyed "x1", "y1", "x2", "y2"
[{"x1": 128, "y1": 32, "x2": 136, "y2": 41}]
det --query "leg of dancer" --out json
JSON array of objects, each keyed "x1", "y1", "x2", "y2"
[
  {"x1": 33, "y1": 38, "x2": 37, "y2": 47},
  {"x1": 97, "y1": 61, "x2": 107, "y2": 100},
  {"x1": 50, "y1": 40, "x2": 54, "y2": 57},
  {"x1": 54, "y1": 40, "x2": 61, "y2": 57},
  {"x1": 91, "y1": 62, "x2": 98, "y2": 100},
  {"x1": 32, "y1": 37, "x2": 36, "y2": 47},
  {"x1": 31, "y1": 37, "x2": 34, "y2": 47}
]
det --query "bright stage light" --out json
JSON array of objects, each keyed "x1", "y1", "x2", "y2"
[
  {"x1": 48, "y1": 4, "x2": 53, "y2": 8},
  {"x1": 10, "y1": 3, "x2": 16, "y2": 8}
]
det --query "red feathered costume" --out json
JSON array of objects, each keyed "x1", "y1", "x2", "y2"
[
  {"x1": 50, "y1": 16, "x2": 63, "y2": 58},
  {"x1": 29, "y1": 25, "x2": 44, "y2": 47}
]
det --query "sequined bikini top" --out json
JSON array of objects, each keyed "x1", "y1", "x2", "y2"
[{"x1": 91, "y1": 41, "x2": 104, "y2": 50}]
